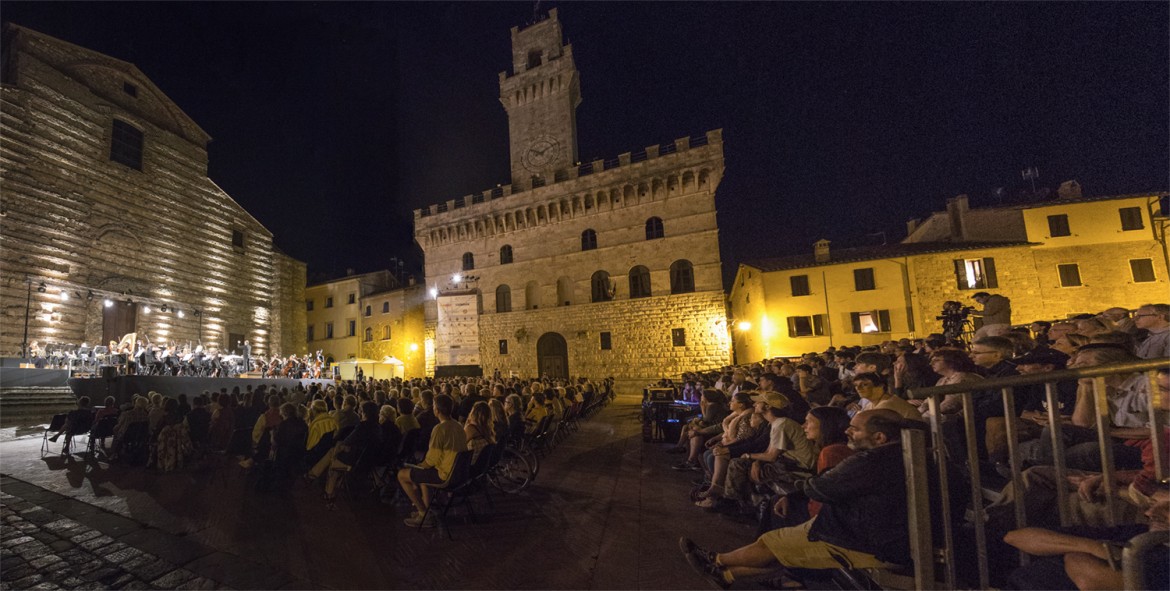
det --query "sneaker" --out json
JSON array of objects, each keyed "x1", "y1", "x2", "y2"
[
  {"x1": 672, "y1": 461, "x2": 697, "y2": 471},
  {"x1": 238, "y1": 458, "x2": 254, "y2": 469},
  {"x1": 679, "y1": 537, "x2": 732, "y2": 589},
  {"x1": 404, "y1": 512, "x2": 436, "y2": 528}
]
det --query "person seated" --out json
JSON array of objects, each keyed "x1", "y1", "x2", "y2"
[
  {"x1": 241, "y1": 395, "x2": 284, "y2": 469},
  {"x1": 524, "y1": 392, "x2": 549, "y2": 433},
  {"x1": 208, "y1": 394, "x2": 236, "y2": 452},
  {"x1": 852, "y1": 372, "x2": 923, "y2": 421},
  {"x1": 93, "y1": 396, "x2": 120, "y2": 423},
  {"x1": 186, "y1": 396, "x2": 211, "y2": 448},
  {"x1": 153, "y1": 398, "x2": 192, "y2": 472},
  {"x1": 465, "y1": 401, "x2": 495, "y2": 464},
  {"x1": 305, "y1": 399, "x2": 339, "y2": 466},
  {"x1": 710, "y1": 393, "x2": 817, "y2": 513},
  {"x1": 504, "y1": 394, "x2": 526, "y2": 444},
  {"x1": 488, "y1": 398, "x2": 510, "y2": 447},
  {"x1": 915, "y1": 349, "x2": 983, "y2": 419},
  {"x1": 48, "y1": 396, "x2": 94, "y2": 455},
  {"x1": 1003, "y1": 492, "x2": 1168, "y2": 591},
  {"x1": 692, "y1": 393, "x2": 764, "y2": 496},
  {"x1": 269, "y1": 402, "x2": 309, "y2": 482},
  {"x1": 398, "y1": 394, "x2": 467, "y2": 527},
  {"x1": 680, "y1": 410, "x2": 913, "y2": 589},
  {"x1": 332, "y1": 395, "x2": 360, "y2": 437},
  {"x1": 307, "y1": 401, "x2": 381, "y2": 506},
  {"x1": 670, "y1": 389, "x2": 730, "y2": 468},
  {"x1": 395, "y1": 398, "x2": 420, "y2": 437},
  {"x1": 414, "y1": 390, "x2": 440, "y2": 454},
  {"x1": 762, "y1": 406, "x2": 856, "y2": 533}
]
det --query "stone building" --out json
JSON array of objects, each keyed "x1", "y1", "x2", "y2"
[
  {"x1": 304, "y1": 270, "x2": 396, "y2": 365},
  {"x1": 413, "y1": 10, "x2": 731, "y2": 388},
  {"x1": 0, "y1": 24, "x2": 304, "y2": 358},
  {"x1": 730, "y1": 191, "x2": 1169, "y2": 360}
]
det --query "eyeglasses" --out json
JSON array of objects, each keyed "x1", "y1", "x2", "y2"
[{"x1": 970, "y1": 350, "x2": 997, "y2": 356}]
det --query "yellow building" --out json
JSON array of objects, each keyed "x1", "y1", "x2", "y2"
[
  {"x1": 304, "y1": 270, "x2": 395, "y2": 364},
  {"x1": 356, "y1": 284, "x2": 428, "y2": 379},
  {"x1": 730, "y1": 191, "x2": 1169, "y2": 361}
]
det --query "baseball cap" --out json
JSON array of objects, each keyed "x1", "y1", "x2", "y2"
[{"x1": 750, "y1": 391, "x2": 789, "y2": 410}]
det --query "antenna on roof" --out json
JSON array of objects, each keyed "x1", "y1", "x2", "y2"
[
  {"x1": 533, "y1": 0, "x2": 542, "y2": 23},
  {"x1": 1021, "y1": 167, "x2": 1040, "y2": 194}
]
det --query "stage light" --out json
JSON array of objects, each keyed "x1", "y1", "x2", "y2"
[
  {"x1": 410, "y1": 343, "x2": 419, "y2": 352},
  {"x1": 161, "y1": 304, "x2": 168, "y2": 313},
  {"x1": 452, "y1": 273, "x2": 462, "y2": 283},
  {"x1": 177, "y1": 310, "x2": 185, "y2": 318},
  {"x1": 103, "y1": 299, "x2": 113, "y2": 307},
  {"x1": 37, "y1": 282, "x2": 46, "y2": 293},
  {"x1": 58, "y1": 290, "x2": 69, "y2": 302}
]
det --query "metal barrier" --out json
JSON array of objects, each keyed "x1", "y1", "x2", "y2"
[{"x1": 902, "y1": 359, "x2": 1167, "y2": 590}]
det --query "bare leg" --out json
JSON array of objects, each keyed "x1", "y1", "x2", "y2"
[
  {"x1": 716, "y1": 540, "x2": 779, "y2": 578},
  {"x1": 1064, "y1": 552, "x2": 1122, "y2": 591},
  {"x1": 397, "y1": 468, "x2": 424, "y2": 512},
  {"x1": 687, "y1": 435, "x2": 704, "y2": 463},
  {"x1": 711, "y1": 454, "x2": 730, "y2": 490}
]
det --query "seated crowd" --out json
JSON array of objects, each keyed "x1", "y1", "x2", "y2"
[
  {"x1": 48, "y1": 375, "x2": 613, "y2": 527},
  {"x1": 664, "y1": 302, "x2": 1168, "y2": 590}
]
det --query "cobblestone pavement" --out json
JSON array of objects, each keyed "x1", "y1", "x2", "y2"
[{"x1": 0, "y1": 399, "x2": 753, "y2": 589}]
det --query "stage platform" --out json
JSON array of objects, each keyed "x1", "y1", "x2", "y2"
[
  {"x1": 0, "y1": 367, "x2": 71, "y2": 388},
  {"x1": 67, "y1": 376, "x2": 336, "y2": 405}
]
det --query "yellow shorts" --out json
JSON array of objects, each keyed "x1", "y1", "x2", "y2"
[{"x1": 758, "y1": 519, "x2": 890, "y2": 570}]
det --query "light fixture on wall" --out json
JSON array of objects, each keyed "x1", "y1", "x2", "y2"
[
  {"x1": 103, "y1": 299, "x2": 113, "y2": 308},
  {"x1": 160, "y1": 304, "x2": 168, "y2": 313},
  {"x1": 36, "y1": 282, "x2": 46, "y2": 293}
]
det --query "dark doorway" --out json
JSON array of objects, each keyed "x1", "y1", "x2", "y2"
[
  {"x1": 536, "y1": 332, "x2": 568, "y2": 379},
  {"x1": 102, "y1": 300, "x2": 137, "y2": 346}
]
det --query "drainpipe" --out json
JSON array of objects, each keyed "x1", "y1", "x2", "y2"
[{"x1": 822, "y1": 271, "x2": 833, "y2": 347}]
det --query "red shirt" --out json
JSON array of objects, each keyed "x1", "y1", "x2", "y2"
[{"x1": 809, "y1": 443, "x2": 856, "y2": 516}]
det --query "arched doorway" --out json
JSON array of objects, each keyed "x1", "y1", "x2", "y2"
[{"x1": 536, "y1": 332, "x2": 568, "y2": 379}]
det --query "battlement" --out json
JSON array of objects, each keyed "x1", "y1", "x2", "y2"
[{"x1": 414, "y1": 128, "x2": 723, "y2": 223}]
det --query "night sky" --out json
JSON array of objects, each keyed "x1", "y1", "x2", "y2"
[{"x1": 4, "y1": 2, "x2": 1167, "y2": 288}]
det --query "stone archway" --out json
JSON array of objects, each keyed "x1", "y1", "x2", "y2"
[{"x1": 536, "y1": 332, "x2": 568, "y2": 379}]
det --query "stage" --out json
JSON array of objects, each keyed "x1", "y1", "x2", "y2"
[
  {"x1": 66, "y1": 375, "x2": 336, "y2": 405},
  {"x1": 0, "y1": 367, "x2": 71, "y2": 388}
]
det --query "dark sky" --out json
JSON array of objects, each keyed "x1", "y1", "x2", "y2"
[{"x1": 5, "y1": 2, "x2": 1168, "y2": 288}]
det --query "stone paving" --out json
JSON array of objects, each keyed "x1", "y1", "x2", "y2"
[{"x1": 0, "y1": 400, "x2": 755, "y2": 589}]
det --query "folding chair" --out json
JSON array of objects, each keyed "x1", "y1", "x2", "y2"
[
  {"x1": 85, "y1": 415, "x2": 119, "y2": 460},
  {"x1": 40, "y1": 413, "x2": 68, "y2": 457},
  {"x1": 418, "y1": 450, "x2": 475, "y2": 539}
]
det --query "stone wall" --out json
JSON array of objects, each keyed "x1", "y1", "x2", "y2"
[
  {"x1": 0, "y1": 25, "x2": 302, "y2": 356},
  {"x1": 477, "y1": 291, "x2": 730, "y2": 391},
  {"x1": 272, "y1": 252, "x2": 307, "y2": 356}
]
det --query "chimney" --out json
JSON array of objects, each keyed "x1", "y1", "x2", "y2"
[
  {"x1": 946, "y1": 195, "x2": 969, "y2": 241},
  {"x1": 814, "y1": 239, "x2": 831, "y2": 263},
  {"x1": 906, "y1": 217, "x2": 920, "y2": 236},
  {"x1": 1057, "y1": 180, "x2": 1082, "y2": 200}
]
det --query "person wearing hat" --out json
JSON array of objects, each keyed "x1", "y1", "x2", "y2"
[
  {"x1": 717, "y1": 392, "x2": 817, "y2": 511},
  {"x1": 971, "y1": 292, "x2": 1012, "y2": 339}
]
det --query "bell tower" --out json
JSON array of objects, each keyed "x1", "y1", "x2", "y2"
[{"x1": 499, "y1": 8, "x2": 581, "y2": 186}]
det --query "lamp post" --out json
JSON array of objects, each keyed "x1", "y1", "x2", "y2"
[{"x1": 20, "y1": 276, "x2": 32, "y2": 360}]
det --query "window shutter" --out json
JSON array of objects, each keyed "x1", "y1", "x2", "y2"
[
  {"x1": 953, "y1": 260, "x2": 967, "y2": 289},
  {"x1": 850, "y1": 312, "x2": 861, "y2": 334},
  {"x1": 878, "y1": 309, "x2": 891, "y2": 332},
  {"x1": 983, "y1": 258, "x2": 998, "y2": 288},
  {"x1": 787, "y1": 317, "x2": 798, "y2": 337},
  {"x1": 813, "y1": 315, "x2": 826, "y2": 336}
]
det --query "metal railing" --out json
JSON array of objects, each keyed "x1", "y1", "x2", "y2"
[{"x1": 901, "y1": 359, "x2": 1167, "y2": 590}]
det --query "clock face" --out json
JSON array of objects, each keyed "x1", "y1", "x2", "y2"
[{"x1": 522, "y1": 137, "x2": 560, "y2": 172}]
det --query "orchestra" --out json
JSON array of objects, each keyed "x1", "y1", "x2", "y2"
[{"x1": 25, "y1": 334, "x2": 327, "y2": 380}]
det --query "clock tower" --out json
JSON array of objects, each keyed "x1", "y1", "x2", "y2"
[{"x1": 499, "y1": 8, "x2": 581, "y2": 186}]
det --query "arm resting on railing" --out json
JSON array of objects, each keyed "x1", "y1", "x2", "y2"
[{"x1": 1002, "y1": 527, "x2": 1111, "y2": 560}]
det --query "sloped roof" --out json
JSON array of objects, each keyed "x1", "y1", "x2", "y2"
[{"x1": 742, "y1": 241, "x2": 1034, "y2": 273}]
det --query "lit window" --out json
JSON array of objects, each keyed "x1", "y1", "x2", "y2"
[
  {"x1": 954, "y1": 258, "x2": 998, "y2": 290},
  {"x1": 850, "y1": 310, "x2": 892, "y2": 333},
  {"x1": 382, "y1": 325, "x2": 391, "y2": 340}
]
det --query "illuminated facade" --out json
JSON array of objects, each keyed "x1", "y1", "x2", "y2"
[
  {"x1": 304, "y1": 271, "x2": 395, "y2": 364},
  {"x1": 0, "y1": 24, "x2": 305, "y2": 357},
  {"x1": 414, "y1": 10, "x2": 730, "y2": 387},
  {"x1": 731, "y1": 192, "x2": 1169, "y2": 360}
]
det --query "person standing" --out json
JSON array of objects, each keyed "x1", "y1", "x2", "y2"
[{"x1": 971, "y1": 292, "x2": 1012, "y2": 339}]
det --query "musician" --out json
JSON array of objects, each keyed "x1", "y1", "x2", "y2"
[{"x1": 242, "y1": 340, "x2": 252, "y2": 372}]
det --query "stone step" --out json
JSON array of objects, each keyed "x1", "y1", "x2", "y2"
[{"x1": 0, "y1": 387, "x2": 78, "y2": 427}]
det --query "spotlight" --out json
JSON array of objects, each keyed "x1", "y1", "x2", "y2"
[
  {"x1": 452, "y1": 273, "x2": 462, "y2": 283},
  {"x1": 103, "y1": 299, "x2": 113, "y2": 308},
  {"x1": 143, "y1": 306, "x2": 151, "y2": 314},
  {"x1": 738, "y1": 321, "x2": 752, "y2": 331},
  {"x1": 429, "y1": 288, "x2": 438, "y2": 299},
  {"x1": 193, "y1": 310, "x2": 201, "y2": 317},
  {"x1": 37, "y1": 282, "x2": 46, "y2": 293},
  {"x1": 58, "y1": 290, "x2": 69, "y2": 302},
  {"x1": 73, "y1": 291, "x2": 82, "y2": 299},
  {"x1": 86, "y1": 290, "x2": 94, "y2": 302},
  {"x1": 177, "y1": 310, "x2": 185, "y2": 318},
  {"x1": 161, "y1": 304, "x2": 168, "y2": 313}
]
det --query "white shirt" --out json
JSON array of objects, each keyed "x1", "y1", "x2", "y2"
[{"x1": 1110, "y1": 373, "x2": 1150, "y2": 429}]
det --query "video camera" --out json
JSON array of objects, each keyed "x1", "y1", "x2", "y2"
[{"x1": 936, "y1": 300, "x2": 974, "y2": 341}]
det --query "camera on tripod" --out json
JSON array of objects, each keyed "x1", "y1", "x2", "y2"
[{"x1": 936, "y1": 300, "x2": 974, "y2": 341}]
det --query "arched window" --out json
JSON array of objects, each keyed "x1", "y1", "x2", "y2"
[
  {"x1": 670, "y1": 260, "x2": 696, "y2": 294},
  {"x1": 500, "y1": 244, "x2": 513, "y2": 265},
  {"x1": 628, "y1": 265, "x2": 652, "y2": 298},
  {"x1": 591, "y1": 271, "x2": 613, "y2": 303},
  {"x1": 364, "y1": 327, "x2": 373, "y2": 342},
  {"x1": 496, "y1": 285, "x2": 512, "y2": 313},
  {"x1": 462, "y1": 252, "x2": 475, "y2": 271},
  {"x1": 645, "y1": 217, "x2": 664, "y2": 240},
  {"x1": 581, "y1": 229, "x2": 597, "y2": 251},
  {"x1": 382, "y1": 302, "x2": 389, "y2": 314},
  {"x1": 364, "y1": 305, "x2": 371, "y2": 317}
]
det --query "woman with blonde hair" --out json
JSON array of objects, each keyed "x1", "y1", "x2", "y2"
[
  {"x1": 305, "y1": 399, "x2": 338, "y2": 465},
  {"x1": 465, "y1": 401, "x2": 496, "y2": 463}
]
